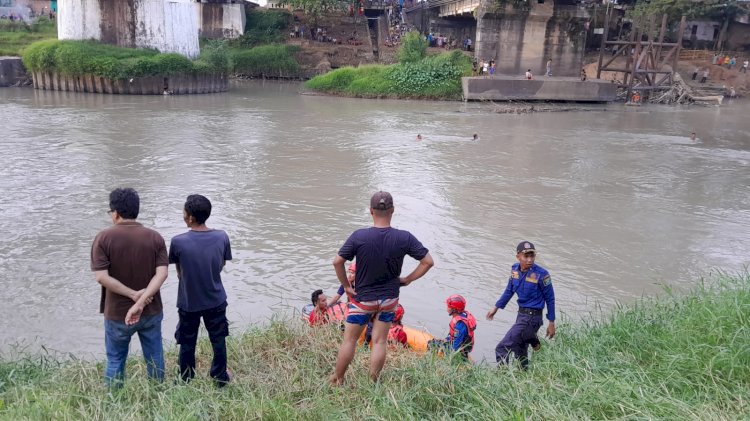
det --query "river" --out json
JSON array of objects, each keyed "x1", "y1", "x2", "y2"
[{"x1": 1, "y1": 80, "x2": 748, "y2": 363}]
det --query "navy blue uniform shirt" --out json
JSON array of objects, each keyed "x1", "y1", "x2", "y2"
[
  {"x1": 338, "y1": 227, "x2": 428, "y2": 301},
  {"x1": 495, "y1": 263, "x2": 556, "y2": 321}
]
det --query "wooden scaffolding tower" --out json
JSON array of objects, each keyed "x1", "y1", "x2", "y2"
[{"x1": 596, "y1": 13, "x2": 687, "y2": 101}]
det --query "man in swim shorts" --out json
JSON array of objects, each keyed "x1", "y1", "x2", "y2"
[{"x1": 330, "y1": 191, "x2": 434, "y2": 384}]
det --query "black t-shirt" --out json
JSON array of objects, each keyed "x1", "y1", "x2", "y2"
[{"x1": 338, "y1": 227, "x2": 428, "y2": 301}]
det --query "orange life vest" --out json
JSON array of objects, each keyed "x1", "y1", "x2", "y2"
[
  {"x1": 327, "y1": 302, "x2": 348, "y2": 322},
  {"x1": 388, "y1": 323, "x2": 407, "y2": 346},
  {"x1": 448, "y1": 311, "x2": 477, "y2": 352}
]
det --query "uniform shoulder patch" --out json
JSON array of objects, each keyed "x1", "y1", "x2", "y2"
[
  {"x1": 511, "y1": 271, "x2": 520, "y2": 279},
  {"x1": 541, "y1": 274, "x2": 552, "y2": 286}
]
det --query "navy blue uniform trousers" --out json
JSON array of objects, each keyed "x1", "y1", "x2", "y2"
[{"x1": 495, "y1": 312, "x2": 543, "y2": 368}]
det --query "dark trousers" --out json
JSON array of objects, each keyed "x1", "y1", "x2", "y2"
[
  {"x1": 175, "y1": 302, "x2": 230, "y2": 386},
  {"x1": 495, "y1": 312, "x2": 543, "y2": 368}
]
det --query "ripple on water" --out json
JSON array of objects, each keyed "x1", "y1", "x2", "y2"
[{"x1": 1, "y1": 83, "x2": 749, "y2": 361}]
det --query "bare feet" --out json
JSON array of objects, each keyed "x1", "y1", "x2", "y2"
[
  {"x1": 329, "y1": 374, "x2": 344, "y2": 386},
  {"x1": 532, "y1": 343, "x2": 541, "y2": 352}
]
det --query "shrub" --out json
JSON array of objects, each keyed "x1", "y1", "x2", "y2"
[
  {"x1": 306, "y1": 50, "x2": 472, "y2": 99},
  {"x1": 198, "y1": 40, "x2": 231, "y2": 73},
  {"x1": 398, "y1": 31, "x2": 428, "y2": 63}
]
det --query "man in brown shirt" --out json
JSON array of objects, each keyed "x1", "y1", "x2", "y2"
[{"x1": 91, "y1": 188, "x2": 168, "y2": 387}]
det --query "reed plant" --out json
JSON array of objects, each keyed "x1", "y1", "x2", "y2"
[{"x1": 0, "y1": 274, "x2": 748, "y2": 420}]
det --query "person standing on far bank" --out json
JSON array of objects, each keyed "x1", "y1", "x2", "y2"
[
  {"x1": 91, "y1": 188, "x2": 168, "y2": 387},
  {"x1": 330, "y1": 191, "x2": 434, "y2": 384},
  {"x1": 169, "y1": 194, "x2": 233, "y2": 387},
  {"x1": 486, "y1": 241, "x2": 555, "y2": 369}
]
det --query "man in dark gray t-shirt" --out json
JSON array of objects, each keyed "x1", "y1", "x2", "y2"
[
  {"x1": 330, "y1": 191, "x2": 434, "y2": 385},
  {"x1": 169, "y1": 194, "x2": 232, "y2": 387}
]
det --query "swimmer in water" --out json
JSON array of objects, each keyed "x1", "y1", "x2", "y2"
[
  {"x1": 416, "y1": 134, "x2": 423, "y2": 141},
  {"x1": 690, "y1": 132, "x2": 696, "y2": 141},
  {"x1": 472, "y1": 133, "x2": 478, "y2": 140}
]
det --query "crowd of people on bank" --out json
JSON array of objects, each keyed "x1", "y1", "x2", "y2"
[{"x1": 93, "y1": 189, "x2": 555, "y2": 388}]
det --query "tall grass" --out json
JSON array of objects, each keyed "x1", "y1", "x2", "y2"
[
  {"x1": 231, "y1": 44, "x2": 301, "y2": 78},
  {"x1": 0, "y1": 17, "x2": 56, "y2": 56},
  {"x1": 306, "y1": 50, "x2": 472, "y2": 100},
  {"x1": 1, "y1": 275, "x2": 748, "y2": 420}
]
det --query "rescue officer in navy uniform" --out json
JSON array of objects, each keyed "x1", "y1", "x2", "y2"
[{"x1": 486, "y1": 241, "x2": 555, "y2": 368}]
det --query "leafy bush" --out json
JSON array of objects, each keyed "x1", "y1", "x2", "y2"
[
  {"x1": 231, "y1": 44, "x2": 300, "y2": 77},
  {"x1": 21, "y1": 40, "x2": 228, "y2": 78},
  {"x1": 306, "y1": 50, "x2": 472, "y2": 99},
  {"x1": 236, "y1": 9, "x2": 291, "y2": 46},
  {"x1": 197, "y1": 40, "x2": 231, "y2": 73},
  {"x1": 398, "y1": 31, "x2": 427, "y2": 63}
]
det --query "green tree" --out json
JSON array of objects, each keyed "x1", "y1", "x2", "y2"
[
  {"x1": 398, "y1": 31, "x2": 427, "y2": 63},
  {"x1": 629, "y1": 0, "x2": 749, "y2": 48},
  {"x1": 277, "y1": 0, "x2": 346, "y2": 26}
]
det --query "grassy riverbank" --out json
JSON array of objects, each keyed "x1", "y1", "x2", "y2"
[
  {"x1": 22, "y1": 40, "x2": 231, "y2": 79},
  {"x1": 0, "y1": 18, "x2": 56, "y2": 56},
  {"x1": 1, "y1": 275, "x2": 748, "y2": 420},
  {"x1": 305, "y1": 49, "x2": 472, "y2": 100}
]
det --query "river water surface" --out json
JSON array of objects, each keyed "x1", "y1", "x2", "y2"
[{"x1": 1, "y1": 81, "x2": 749, "y2": 362}]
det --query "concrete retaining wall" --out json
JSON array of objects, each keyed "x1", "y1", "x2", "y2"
[
  {"x1": 58, "y1": 0, "x2": 200, "y2": 58},
  {"x1": 197, "y1": 2, "x2": 245, "y2": 39},
  {"x1": 462, "y1": 76, "x2": 617, "y2": 102},
  {"x1": 0, "y1": 57, "x2": 28, "y2": 87},
  {"x1": 32, "y1": 71, "x2": 228, "y2": 94},
  {"x1": 475, "y1": 3, "x2": 588, "y2": 77}
]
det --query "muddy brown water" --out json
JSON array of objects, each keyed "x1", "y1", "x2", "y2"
[{"x1": 1, "y1": 80, "x2": 748, "y2": 363}]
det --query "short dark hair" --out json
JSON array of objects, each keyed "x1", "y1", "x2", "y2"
[
  {"x1": 311, "y1": 289, "x2": 324, "y2": 306},
  {"x1": 184, "y1": 194, "x2": 212, "y2": 225},
  {"x1": 109, "y1": 188, "x2": 139, "y2": 219}
]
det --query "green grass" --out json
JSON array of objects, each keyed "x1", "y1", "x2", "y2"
[
  {"x1": 0, "y1": 18, "x2": 56, "y2": 56},
  {"x1": 21, "y1": 40, "x2": 230, "y2": 79},
  {"x1": 231, "y1": 44, "x2": 301, "y2": 78},
  {"x1": 1, "y1": 274, "x2": 748, "y2": 420},
  {"x1": 305, "y1": 50, "x2": 473, "y2": 100}
]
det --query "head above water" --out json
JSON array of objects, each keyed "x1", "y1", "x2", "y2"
[
  {"x1": 184, "y1": 194, "x2": 212, "y2": 225},
  {"x1": 109, "y1": 188, "x2": 139, "y2": 220}
]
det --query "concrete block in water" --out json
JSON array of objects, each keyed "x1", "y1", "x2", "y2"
[
  {"x1": 0, "y1": 57, "x2": 28, "y2": 87},
  {"x1": 462, "y1": 76, "x2": 618, "y2": 102}
]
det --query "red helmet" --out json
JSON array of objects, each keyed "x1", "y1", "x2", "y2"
[
  {"x1": 394, "y1": 304, "x2": 405, "y2": 322},
  {"x1": 348, "y1": 262, "x2": 356, "y2": 272},
  {"x1": 446, "y1": 294, "x2": 466, "y2": 312}
]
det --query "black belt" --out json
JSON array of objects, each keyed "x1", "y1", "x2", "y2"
[{"x1": 518, "y1": 307, "x2": 542, "y2": 316}]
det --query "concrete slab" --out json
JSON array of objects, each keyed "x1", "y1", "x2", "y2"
[{"x1": 462, "y1": 75, "x2": 618, "y2": 102}]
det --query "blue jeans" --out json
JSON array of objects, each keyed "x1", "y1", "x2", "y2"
[{"x1": 104, "y1": 312, "x2": 165, "y2": 387}]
